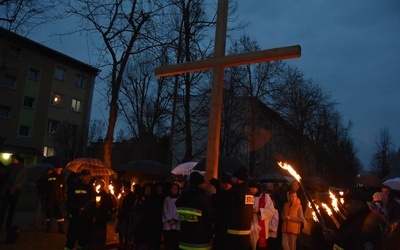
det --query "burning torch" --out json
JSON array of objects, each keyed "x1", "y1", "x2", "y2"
[{"x1": 278, "y1": 162, "x2": 327, "y2": 230}]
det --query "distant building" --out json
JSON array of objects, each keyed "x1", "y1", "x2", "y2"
[
  {"x1": 171, "y1": 96, "x2": 319, "y2": 179},
  {"x1": 0, "y1": 27, "x2": 99, "y2": 166}
]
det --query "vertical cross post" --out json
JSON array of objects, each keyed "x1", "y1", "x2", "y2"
[{"x1": 204, "y1": 0, "x2": 229, "y2": 181}]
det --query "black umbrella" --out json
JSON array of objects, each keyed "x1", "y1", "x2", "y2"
[
  {"x1": 193, "y1": 155, "x2": 245, "y2": 174},
  {"x1": 302, "y1": 176, "x2": 329, "y2": 191},
  {"x1": 257, "y1": 172, "x2": 292, "y2": 183},
  {"x1": 41, "y1": 156, "x2": 69, "y2": 168},
  {"x1": 116, "y1": 160, "x2": 172, "y2": 182}
]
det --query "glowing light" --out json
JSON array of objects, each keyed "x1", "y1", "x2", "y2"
[
  {"x1": 2, "y1": 153, "x2": 11, "y2": 160},
  {"x1": 96, "y1": 185, "x2": 101, "y2": 193},
  {"x1": 96, "y1": 196, "x2": 101, "y2": 203},
  {"x1": 109, "y1": 184, "x2": 114, "y2": 195},
  {"x1": 329, "y1": 191, "x2": 340, "y2": 213},
  {"x1": 321, "y1": 203, "x2": 333, "y2": 216},
  {"x1": 118, "y1": 193, "x2": 121, "y2": 199},
  {"x1": 277, "y1": 162, "x2": 301, "y2": 181}
]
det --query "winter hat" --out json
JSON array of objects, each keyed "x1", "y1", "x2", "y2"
[
  {"x1": 233, "y1": 167, "x2": 249, "y2": 182},
  {"x1": 80, "y1": 169, "x2": 91, "y2": 176},
  {"x1": 190, "y1": 171, "x2": 205, "y2": 187},
  {"x1": 221, "y1": 173, "x2": 233, "y2": 185},
  {"x1": 248, "y1": 180, "x2": 258, "y2": 188},
  {"x1": 373, "y1": 192, "x2": 388, "y2": 206},
  {"x1": 11, "y1": 153, "x2": 22, "y2": 162}
]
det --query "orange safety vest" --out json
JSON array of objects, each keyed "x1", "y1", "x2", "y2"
[{"x1": 281, "y1": 197, "x2": 302, "y2": 235}]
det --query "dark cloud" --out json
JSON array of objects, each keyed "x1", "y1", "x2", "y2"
[{"x1": 236, "y1": 1, "x2": 400, "y2": 168}]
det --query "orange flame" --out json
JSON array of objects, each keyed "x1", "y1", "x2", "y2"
[
  {"x1": 329, "y1": 191, "x2": 340, "y2": 213},
  {"x1": 321, "y1": 203, "x2": 333, "y2": 216},
  {"x1": 277, "y1": 162, "x2": 301, "y2": 181},
  {"x1": 109, "y1": 184, "x2": 114, "y2": 195}
]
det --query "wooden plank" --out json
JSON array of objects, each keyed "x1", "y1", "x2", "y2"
[{"x1": 155, "y1": 45, "x2": 301, "y2": 77}]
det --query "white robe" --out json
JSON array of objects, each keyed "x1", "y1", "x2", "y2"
[{"x1": 250, "y1": 192, "x2": 276, "y2": 250}]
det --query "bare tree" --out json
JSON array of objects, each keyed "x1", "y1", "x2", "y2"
[
  {"x1": 371, "y1": 128, "x2": 396, "y2": 178},
  {"x1": 63, "y1": 0, "x2": 163, "y2": 166},
  {"x1": 118, "y1": 51, "x2": 171, "y2": 158},
  {"x1": 0, "y1": 0, "x2": 61, "y2": 35}
]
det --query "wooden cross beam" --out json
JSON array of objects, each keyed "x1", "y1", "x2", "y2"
[{"x1": 155, "y1": 0, "x2": 301, "y2": 181}]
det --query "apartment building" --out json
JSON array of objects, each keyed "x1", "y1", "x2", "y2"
[{"x1": 0, "y1": 27, "x2": 99, "y2": 166}]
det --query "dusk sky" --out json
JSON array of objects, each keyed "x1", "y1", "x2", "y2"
[
  {"x1": 234, "y1": 1, "x2": 400, "y2": 170},
  {"x1": 32, "y1": 0, "x2": 400, "y2": 170}
]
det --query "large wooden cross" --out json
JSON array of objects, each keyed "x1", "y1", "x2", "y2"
[{"x1": 155, "y1": 0, "x2": 301, "y2": 181}]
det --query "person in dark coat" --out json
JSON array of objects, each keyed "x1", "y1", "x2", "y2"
[
  {"x1": 323, "y1": 188, "x2": 386, "y2": 250},
  {"x1": 176, "y1": 172, "x2": 215, "y2": 250},
  {"x1": 213, "y1": 173, "x2": 233, "y2": 250},
  {"x1": 115, "y1": 181, "x2": 137, "y2": 250},
  {"x1": 0, "y1": 153, "x2": 26, "y2": 230},
  {"x1": 64, "y1": 169, "x2": 95, "y2": 250},
  {"x1": 87, "y1": 178, "x2": 114, "y2": 250},
  {"x1": 44, "y1": 164, "x2": 67, "y2": 233},
  {"x1": 135, "y1": 183, "x2": 164, "y2": 250},
  {"x1": 221, "y1": 167, "x2": 254, "y2": 250}
]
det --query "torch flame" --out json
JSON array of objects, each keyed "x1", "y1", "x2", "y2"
[
  {"x1": 329, "y1": 191, "x2": 340, "y2": 213},
  {"x1": 277, "y1": 162, "x2": 301, "y2": 181},
  {"x1": 309, "y1": 202, "x2": 319, "y2": 222},
  {"x1": 109, "y1": 184, "x2": 114, "y2": 195},
  {"x1": 321, "y1": 203, "x2": 333, "y2": 216}
]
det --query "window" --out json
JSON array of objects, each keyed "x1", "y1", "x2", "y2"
[
  {"x1": 19, "y1": 125, "x2": 30, "y2": 137},
  {"x1": 4, "y1": 75, "x2": 16, "y2": 89},
  {"x1": 50, "y1": 93, "x2": 62, "y2": 107},
  {"x1": 71, "y1": 99, "x2": 81, "y2": 112},
  {"x1": 23, "y1": 96, "x2": 35, "y2": 108},
  {"x1": 0, "y1": 106, "x2": 10, "y2": 119},
  {"x1": 75, "y1": 74, "x2": 86, "y2": 88},
  {"x1": 28, "y1": 67, "x2": 40, "y2": 81},
  {"x1": 9, "y1": 47, "x2": 21, "y2": 59},
  {"x1": 55, "y1": 66, "x2": 67, "y2": 81},
  {"x1": 47, "y1": 119, "x2": 59, "y2": 133},
  {"x1": 43, "y1": 147, "x2": 55, "y2": 157}
]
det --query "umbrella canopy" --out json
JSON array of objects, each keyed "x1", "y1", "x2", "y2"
[
  {"x1": 41, "y1": 156, "x2": 69, "y2": 168},
  {"x1": 383, "y1": 177, "x2": 400, "y2": 191},
  {"x1": 65, "y1": 158, "x2": 115, "y2": 177},
  {"x1": 354, "y1": 174, "x2": 382, "y2": 188},
  {"x1": 257, "y1": 172, "x2": 292, "y2": 183},
  {"x1": 171, "y1": 162, "x2": 198, "y2": 176},
  {"x1": 193, "y1": 155, "x2": 245, "y2": 174},
  {"x1": 302, "y1": 176, "x2": 329, "y2": 191},
  {"x1": 116, "y1": 160, "x2": 172, "y2": 181},
  {"x1": 29, "y1": 162, "x2": 54, "y2": 169}
]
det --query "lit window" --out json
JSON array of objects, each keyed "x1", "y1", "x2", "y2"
[
  {"x1": 47, "y1": 119, "x2": 59, "y2": 133},
  {"x1": 23, "y1": 96, "x2": 35, "y2": 108},
  {"x1": 51, "y1": 93, "x2": 62, "y2": 107},
  {"x1": 71, "y1": 99, "x2": 81, "y2": 112},
  {"x1": 28, "y1": 67, "x2": 40, "y2": 81},
  {"x1": 4, "y1": 75, "x2": 16, "y2": 89},
  {"x1": 43, "y1": 147, "x2": 55, "y2": 157},
  {"x1": 55, "y1": 66, "x2": 67, "y2": 81},
  {"x1": 19, "y1": 125, "x2": 30, "y2": 137},
  {"x1": 0, "y1": 106, "x2": 10, "y2": 119},
  {"x1": 9, "y1": 47, "x2": 21, "y2": 59},
  {"x1": 75, "y1": 74, "x2": 86, "y2": 88}
]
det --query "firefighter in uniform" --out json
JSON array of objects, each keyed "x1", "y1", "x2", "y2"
[
  {"x1": 64, "y1": 169, "x2": 95, "y2": 250},
  {"x1": 175, "y1": 171, "x2": 215, "y2": 250},
  {"x1": 222, "y1": 167, "x2": 254, "y2": 250},
  {"x1": 44, "y1": 164, "x2": 67, "y2": 233}
]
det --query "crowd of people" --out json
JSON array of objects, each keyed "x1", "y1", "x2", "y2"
[{"x1": 1, "y1": 154, "x2": 400, "y2": 250}]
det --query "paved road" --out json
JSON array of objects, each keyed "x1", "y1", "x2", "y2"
[{"x1": 0, "y1": 211, "x2": 119, "y2": 250}]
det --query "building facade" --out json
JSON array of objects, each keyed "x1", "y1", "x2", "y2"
[{"x1": 0, "y1": 28, "x2": 99, "y2": 166}]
